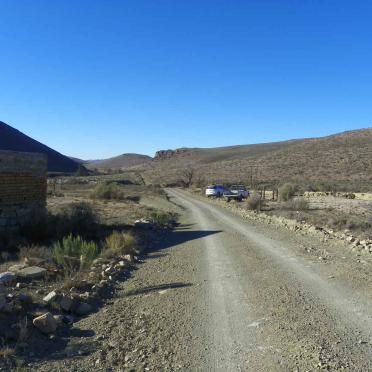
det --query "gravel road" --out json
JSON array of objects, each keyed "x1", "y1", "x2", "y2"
[{"x1": 32, "y1": 188, "x2": 372, "y2": 371}]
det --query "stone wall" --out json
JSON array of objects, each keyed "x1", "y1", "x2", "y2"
[{"x1": 0, "y1": 150, "x2": 47, "y2": 231}]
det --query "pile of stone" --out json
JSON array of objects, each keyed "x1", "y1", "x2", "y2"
[
  {"x1": 341, "y1": 235, "x2": 372, "y2": 254},
  {"x1": 303, "y1": 191, "x2": 356, "y2": 199},
  {"x1": 0, "y1": 267, "x2": 46, "y2": 314},
  {"x1": 33, "y1": 253, "x2": 137, "y2": 333},
  {"x1": 0, "y1": 252, "x2": 138, "y2": 336}
]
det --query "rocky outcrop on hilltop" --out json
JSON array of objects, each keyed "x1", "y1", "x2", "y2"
[{"x1": 154, "y1": 148, "x2": 191, "y2": 160}]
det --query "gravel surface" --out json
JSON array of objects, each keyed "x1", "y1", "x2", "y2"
[{"x1": 29, "y1": 188, "x2": 372, "y2": 371}]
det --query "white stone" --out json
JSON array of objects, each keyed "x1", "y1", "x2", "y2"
[
  {"x1": 43, "y1": 291, "x2": 58, "y2": 303},
  {"x1": 123, "y1": 254, "x2": 134, "y2": 262}
]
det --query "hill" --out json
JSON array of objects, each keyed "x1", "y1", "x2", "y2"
[
  {"x1": 0, "y1": 121, "x2": 80, "y2": 173},
  {"x1": 137, "y1": 128, "x2": 372, "y2": 190},
  {"x1": 85, "y1": 154, "x2": 152, "y2": 170}
]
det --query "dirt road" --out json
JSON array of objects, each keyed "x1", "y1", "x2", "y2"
[{"x1": 33, "y1": 189, "x2": 372, "y2": 371}]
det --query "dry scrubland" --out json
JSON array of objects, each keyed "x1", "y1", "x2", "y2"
[
  {"x1": 272, "y1": 187, "x2": 372, "y2": 240},
  {"x1": 135, "y1": 128, "x2": 372, "y2": 192},
  {"x1": 0, "y1": 127, "x2": 371, "y2": 369},
  {"x1": 194, "y1": 185, "x2": 372, "y2": 242},
  {"x1": 0, "y1": 175, "x2": 176, "y2": 370}
]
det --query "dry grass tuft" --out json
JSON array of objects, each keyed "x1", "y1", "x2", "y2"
[
  {"x1": 103, "y1": 232, "x2": 136, "y2": 258},
  {"x1": 18, "y1": 245, "x2": 51, "y2": 261},
  {"x1": 246, "y1": 194, "x2": 263, "y2": 211},
  {"x1": 0, "y1": 346, "x2": 16, "y2": 359}
]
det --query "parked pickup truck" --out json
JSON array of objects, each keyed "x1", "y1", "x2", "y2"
[
  {"x1": 205, "y1": 184, "x2": 225, "y2": 197},
  {"x1": 223, "y1": 185, "x2": 250, "y2": 202}
]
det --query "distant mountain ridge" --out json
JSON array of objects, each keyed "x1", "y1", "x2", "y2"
[
  {"x1": 0, "y1": 121, "x2": 79, "y2": 173},
  {"x1": 3, "y1": 120, "x2": 371, "y2": 188},
  {"x1": 138, "y1": 128, "x2": 372, "y2": 188},
  {"x1": 84, "y1": 153, "x2": 152, "y2": 170},
  {"x1": 71, "y1": 128, "x2": 372, "y2": 190}
]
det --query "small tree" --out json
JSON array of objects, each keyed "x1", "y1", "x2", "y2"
[
  {"x1": 182, "y1": 168, "x2": 195, "y2": 188},
  {"x1": 278, "y1": 183, "x2": 297, "y2": 201}
]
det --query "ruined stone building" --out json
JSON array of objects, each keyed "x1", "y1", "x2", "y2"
[{"x1": 0, "y1": 150, "x2": 47, "y2": 231}]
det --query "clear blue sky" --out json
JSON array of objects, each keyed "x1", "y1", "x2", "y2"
[{"x1": 1, "y1": 1, "x2": 371, "y2": 159}]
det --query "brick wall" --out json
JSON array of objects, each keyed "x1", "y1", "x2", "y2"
[{"x1": 0, "y1": 150, "x2": 47, "y2": 230}]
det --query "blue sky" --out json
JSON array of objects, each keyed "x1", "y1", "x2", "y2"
[{"x1": 1, "y1": 1, "x2": 371, "y2": 159}]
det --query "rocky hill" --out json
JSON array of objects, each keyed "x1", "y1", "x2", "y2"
[
  {"x1": 154, "y1": 148, "x2": 194, "y2": 160},
  {"x1": 138, "y1": 128, "x2": 372, "y2": 190},
  {"x1": 0, "y1": 121, "x2": 80, "y2": 173}
]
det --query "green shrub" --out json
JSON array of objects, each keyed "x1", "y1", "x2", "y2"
[
  {"x1": 103, "y1": 231, "x2": 136, "y2": 258},
  {"x1": 90, "y1": 182, "x2": 126, "y2": 201},
  {"x1": 279, "y1": 183, "x2": 297, "y2": 201},
  {"x1": 52, "y1": 234, "x2": 99, "y2": 272},
  {"x1": 246, "y1": 194, "x2": 262, "y2": 211}
]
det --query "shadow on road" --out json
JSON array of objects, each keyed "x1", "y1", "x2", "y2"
[
  {"x1": 147, "y1": 227, "x2": 222, "y2": 253},
  {"x1": 123, "y1": 282, "x2": 193, "y2": 297}
]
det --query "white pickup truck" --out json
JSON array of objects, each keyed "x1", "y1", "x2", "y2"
[
  {"x1": 223, "y1": 185, "x2": 250, "y2": 201},
  {"x1": 205, "y1": 184, "x2": 225, "y2": 197}
]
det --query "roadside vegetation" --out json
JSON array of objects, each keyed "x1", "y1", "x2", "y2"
[
  {"x1": 102, "y1": 231, "x2": 136, "y2": 259},
  {"x1": 197, "y1": 180, "x2": 372, "y2": 241},
  {"x1": 245, "y1": 193, "x2": 263, "y2": 211},
  {"x1": 269, "y1": 183, "x2": 371, "y2": 239},
  {"x1": 52, "y1": 234, "x2": 100, "y2": 273},
  {"x1": 0, "y1": 174, "x2": 177, "y2": 369},
  {"x1": 278, "y1": 183, "x2": 297, "y2": 201},
  {"x1": 0, "y1": 176, "x2": 175, "y2": 264},
  {"x1": 90, "y1": 181, "x2": 128, "y2": 201}
]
